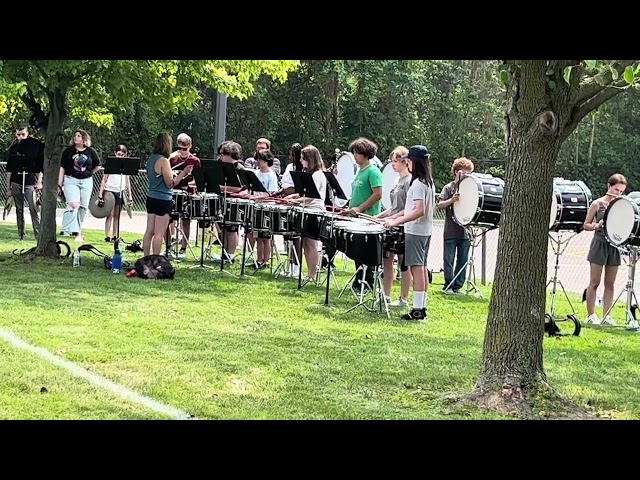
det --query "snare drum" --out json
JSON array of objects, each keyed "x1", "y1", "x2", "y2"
[
  {"x1": 453, "y1": 173, "x2": 504, "y2": 228},
  {"x1": 224, "y1": 198, "x2": 254, "y2": 225},
  {"x1": 189, "y1": 193, "x2": 220, "y2": 219},
  {"x1": 170, "y1": 190, "x2": 189, "y2": 220},
  {"x1": 333, "y1": 220, "x2": 385, "y2": 266},
  {"x1": 288, "y1": 206, "x2": 325, "y2": 239},
  {"x1": 604, "y1": 195, "x2": 640, "y2": 247},
  {"x1": 549, "y1": 178, "x2": 592, "y2": 232}
]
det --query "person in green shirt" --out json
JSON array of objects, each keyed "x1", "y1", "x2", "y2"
[{"x1": 344, "y1": 137, "x2": 383, "y2": 293}]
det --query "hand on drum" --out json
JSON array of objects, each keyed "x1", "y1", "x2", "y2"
[
  {"x1": 344, "y1": 207, "x2": 361, "y2": 216},
  {"x1": 451, "y1": 192, "x2": 460, "y2": 203},
  {"x1": 383, "y1": 217, "x2": 399, "y2": 228}
]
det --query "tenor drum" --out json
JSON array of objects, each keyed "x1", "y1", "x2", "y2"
[
  {"x1": 383, "y1": 226, "x2": 405, "y2": 255},
  {"x1": 288, "y1": 206, "x2": 325, "y2": 238},
  {"x1": 549, "y1": 178, "x2": 592, "y2": 232},
  {"x1": 224, "y1": 198, "x2": 254, "y2": 225},
  {"x1": 189, "y1": 193, "x2": 220, "y2": 219},
  {"x1": 381, "y1": 161, "x2": 400, "y2": 210},
  {"x1": 603, "y1": 195, "x2": 640, "y2": 247},
  {"x1": 453, "y1": 173, "x2": 505, "y2": 228},
  {"x1": 269, "y1": 204, "x2": 294, "y2": 235},
  {"x1": 252, "y1": 202, "x2": 273, "y2": 232},
  {"x1": 333, "y1": 220, "x2": 385, "y2": 266},
  {"x1": 170, "y1": 190, "x2": 189, "y2": 220}
]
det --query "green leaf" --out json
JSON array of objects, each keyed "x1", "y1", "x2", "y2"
[
  {"x1": 584, "y1": 60, "x2": 597, "y2": 70},
  {"x1": 563, "y1": 66, "x2": 573, "y2": 85},
  {"x1": 610, "y1": 65, "x2": 619, "y2": 80},
  {"x1": 623, "y1": 65, "x2": 635, "y2": 85},
  {"x1": 499, "y1": 70, "x2": 511, "y2": 85}
]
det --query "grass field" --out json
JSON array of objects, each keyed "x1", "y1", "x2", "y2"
[{"x1": 0, "y1": 223, "x2": 638, "y2": 420}]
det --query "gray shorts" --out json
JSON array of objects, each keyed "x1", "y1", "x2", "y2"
[
  {"x1": 587, "y1": 236, "x2": 621, "y2": 267},
  {"x1": 404, "y1": 233, "x2": 431, "y2": 267}
]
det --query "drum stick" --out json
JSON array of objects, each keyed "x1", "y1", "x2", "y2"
[
  {"x1": 356, "y1": 212, "x2": 386, "y2": 225},
  {"x1": 155, "y1": 161, "x2": 186, "y2": 178}
]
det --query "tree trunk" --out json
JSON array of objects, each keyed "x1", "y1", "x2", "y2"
[
  {"x1": 476, "y1": 61, "x2": 561, "y2": 396},
  {"x1": 35, "y1": 88, "x2": 68, "y2": 258}
]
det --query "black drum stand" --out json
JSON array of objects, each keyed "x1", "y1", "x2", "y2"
[
  {"x1": 445, "y1": 225, "x2": 495, "y2": 298},
  {"x1": 545, "y1": 231, "x2": 582, "y2": 337}
]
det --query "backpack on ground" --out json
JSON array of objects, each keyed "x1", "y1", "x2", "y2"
[{"x1": 132, "y1": 255, "x2": 175, "y2": 280}]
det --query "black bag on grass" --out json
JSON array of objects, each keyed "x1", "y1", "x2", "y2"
[{"x1": 133, "y1": 255, "x2": 175, "y2": 280}]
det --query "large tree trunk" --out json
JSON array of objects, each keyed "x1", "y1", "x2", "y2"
[
  {"x1": 35, "y1": 88, "x2": 68, "y2": 258},
  {"x1": 469, "y1": 61, "x2": 562, "y2": 412}
]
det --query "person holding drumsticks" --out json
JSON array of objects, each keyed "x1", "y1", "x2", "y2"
[
  {"x1": 375, "y1": 146, "x2": 412, "y2": 307},
  {"x1": 583, "y1": 173, "x2": 627, "y2": 326},
  {"x1": 438, "y1": 157, "x2": 475, "y2": 295},
  {"x1": 383, "y1": 145, "x2": 435, "y2": 322}
]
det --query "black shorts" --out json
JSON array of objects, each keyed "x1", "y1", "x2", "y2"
[
  {"x1": 146, "y1": 196, "x2": 172, "y2": 216},
  {"x1": 107, "y1": 191, "x2": 124, "y2": 207}
]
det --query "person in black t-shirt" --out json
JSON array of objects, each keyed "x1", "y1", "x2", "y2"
[
  {"x1": 5, "y1": 124, "x2": 44, "y2": 239},
  {"x1": 57, "y1": 129, "x2": 102, "y2": 242}
]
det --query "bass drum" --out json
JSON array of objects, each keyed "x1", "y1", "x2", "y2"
[
  {"x1": 335, "y1": 151, "x2": 355, "y2": 208},
  {"x1": 603, "y1": 194, "x2": 640, "y2": 248},
  {"x1": 381, "y1": 161, "x2": 399, "y2": 210},
  {"x1": 452, "y1": 173, "x2": 505, "y2": 228},
  {"x1": 549, "y1": 178, "x2": 592, "y2": 232}
]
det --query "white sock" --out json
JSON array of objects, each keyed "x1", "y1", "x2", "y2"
[{"x1": 413, "y1": 291, "x2": 425, "y2": 309}]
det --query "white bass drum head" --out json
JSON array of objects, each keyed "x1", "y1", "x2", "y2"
[
  {"x1": 605, "y1": 197, "x2": 634, "y2": 246},
  {"x1": 381, "y1": 162, "x2": 399, "y2": 210},
  {"x1": 335, "y1": 152, "x2": 355, "y2": 208},
  {"x1": 549, "y1": 184, "x2": 559, "y2": 229},
  {"x1": 452, "y1": 175, "x2": 479, "y2": 226}
]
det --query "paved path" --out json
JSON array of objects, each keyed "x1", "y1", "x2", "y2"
[{"x1": 3, "y1": 209, "x2": 638, "y2": 303}]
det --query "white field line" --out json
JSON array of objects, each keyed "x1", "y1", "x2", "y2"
[{"x1": 0, "y1": 327, "x2": 196, "y2": 420}]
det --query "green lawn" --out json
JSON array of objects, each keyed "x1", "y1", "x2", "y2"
[{"x1": 0, "y1": 223, "x2": 637, "y2": 420}]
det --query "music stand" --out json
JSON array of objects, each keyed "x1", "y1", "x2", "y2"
[
  {"x1": 320, "y1": 172, "x2": 348, "y2": 306},
  {"x1": 7, "y1": 151, "x2": 41, "y2": 196},
  {"x1": 103, "y1": 156, "x2": 140, "y2": 253},
  {"x1": 210, "y1": 161, "x2": 242, "y2": 274},
  {"x1": 190, "y1": 165, "x2": 221, "y2": 270},
  {"x1": 290, "y1": 171, "x2": 321, "y2": 290},
  {"x1": 236, "y1": 169, "x2": 268, "y2": 277}
]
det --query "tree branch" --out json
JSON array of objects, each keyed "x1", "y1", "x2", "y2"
[
  {"x1": 563, "y1": 85, "x2": 627, "y2": 142},
  {"x1": 574, "y1": 60, "x2": 636, "y2": 104}
]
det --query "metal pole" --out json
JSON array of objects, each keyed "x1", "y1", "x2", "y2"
[
  {"x1": 214, "y1": 92, "x2": 228, "y2": 150},
  {"x1": 481, "y1": 232, "x2": 487, "y2": 285}
]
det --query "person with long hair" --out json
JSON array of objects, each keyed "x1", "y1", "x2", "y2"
[
  {"x1": 285, "y1": 145, "x2": 327, "y2": 282},
  {"x1": 98, "y1": 144, "x2": 133, "y2": 243},
  {"x1": 280, "y1": 142, "x2": 303, "y2": 277},
  {"x1": 58, "y1": 129, "x2": 102, "y2": 243},
  {"x1": 383, "y1": 145, "x2": 435, "y2": 321},
  {"x1": 583, "y1": 173, "x2": 628, "y2": 326},
  {"x1": 143, "y1": 133, "x2": 193, "y2": 256},
  {"x1": 438, "y1": 157, "x2": 475, "y2": 294},
  {"x1": 375, "y1": 146, "x2": 413, "y2": 307}
]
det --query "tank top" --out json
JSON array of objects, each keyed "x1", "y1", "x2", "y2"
[
  {"x1": 146, "y1": 153, "x2": 172, "y2": 201},
  {"x1": 593, "y1": 200, "x2": 608, "y2": 242}
]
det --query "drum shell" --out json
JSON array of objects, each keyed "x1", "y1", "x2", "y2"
[
  {"x1": 340, "y1": 227, "x2": 385, "y2": 266},
  {"x1": 224, "y1": 198, "x2": 254, "y2": 225},
  {"x1": 288, "y1": 207, "x2": 324, "y2": 238},
  {"x1": 549, "y1": 179, "x2": 592, "y2": 232},
  {"x1": 252, "y1": 203, "x2": 273, "y2": 232},
  {"x1": 269, "y1": 205, "x2": 294, "y2": 234},
  {"x1": 383, "y1": 227, "x2": 405, "y2": 255},
  {"x1": 170, "y1": 190, "x2": 189, "y2": 220},
  {"x1": 190, "y1": 195, "x2": 220, "y2": 219}
]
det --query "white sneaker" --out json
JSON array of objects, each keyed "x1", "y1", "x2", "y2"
[
  {"x1": 389, "y1": 298, "x2": 408, "y2": 307},
  {"x1": 602, "y1": 315, "x2": 617, "y2": 326},
  {"x1": 586, "y1": 314, "x2": 602, "y2": 325}
]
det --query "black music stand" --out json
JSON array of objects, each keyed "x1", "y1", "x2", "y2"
[
  {"x1": 103, "y1": 156, "x2": 140, "y2": 253},
  {"x1": 211, "y1": 161, "x2": 242, "y2": 273},
  {"x1": 7, "y1": 151, "x2": 41, "y2": 195},
  {"x1": 191, "y1": 165, "x2": 221, "y2": 270},
  {"x1": 290, "y1": 171, "x2": 322, "y2": 290},
  {"x1": 320, "y1": 172, "x2": 348, "y2": 306},
  {"x1": 236, "y1": 169, "x2": 268, "y2": 277}
]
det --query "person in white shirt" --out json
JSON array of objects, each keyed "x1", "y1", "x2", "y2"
[
  {"x1": 285, "y1": 145, "x2": 327, "y2": 282},
  {"x1": 279, "y1": 143, "x2": 303, "y2": 277},
  {"x1": 246, "y1": 149, "x2": 279, "y2": 269},
  {"x1": 98, "y1": 144, "x2": 133, "y2": 243}
]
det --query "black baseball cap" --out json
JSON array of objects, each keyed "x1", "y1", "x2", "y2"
[{"x1": 402, "y1": 145, "x2": 430, "y2": 160}]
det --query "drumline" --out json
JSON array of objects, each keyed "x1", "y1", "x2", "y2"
[{"x1": 167, "y1": 171, "x2": 640, "y2": 270}]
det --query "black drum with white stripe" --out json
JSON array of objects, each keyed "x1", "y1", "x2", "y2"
[{"x1": 549, "y1": 178, "x2": 592, "y2": 232}]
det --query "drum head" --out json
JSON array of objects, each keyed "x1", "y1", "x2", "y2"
[
  {"x1": 336, "y1": 152, "x2": 355, "y2": 207},
  {"x1": 605, "y1": 197, "x2": 635, "y2": 246},
  {"x1": 381, "y1": 162, "x2": 399, "y2": 210},
  {"x1": 549, "y1": 187, "x2": 558, "y2": 229},
  {"x1": 452, "y1": 176, "x2": 479, "y2": 226}
]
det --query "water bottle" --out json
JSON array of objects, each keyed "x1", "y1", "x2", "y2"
[
  {"x1": 72, "y1": 249, "x2": 81, "y2": 267},
  {"x1": 112, "y1": 250, "x2": 122, "y2": 274}
]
